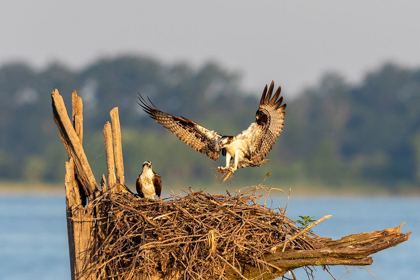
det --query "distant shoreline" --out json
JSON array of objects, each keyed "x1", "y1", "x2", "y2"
[
  {"x1": 0, "y1": 182, "x2": 64, "y2": 196},
  {"x1": 1, "y1": 181, "x2": 419, "y2": 197}
]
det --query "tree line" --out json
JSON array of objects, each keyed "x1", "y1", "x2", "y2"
[{"x1": 0, "y1": 55, "x2": 419, "y2": 191}]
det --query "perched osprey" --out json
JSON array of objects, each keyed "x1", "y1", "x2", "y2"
[
  {"x1": 136, "y1": 161, "x2": 162, "y2": 200},
  {"x1": 138, "y1": 81, "x2": 286, "y2": 174}
]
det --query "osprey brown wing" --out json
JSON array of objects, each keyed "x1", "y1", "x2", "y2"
[
  {"x1": 153, "y1": 172, "x2": 162, "y2": 199},
  {"x1": 251, "y1": 81, "x2": 286, "y2": 165},
  {"x1": 138, "y1": 95, "x2": 222, "y2": 161}
]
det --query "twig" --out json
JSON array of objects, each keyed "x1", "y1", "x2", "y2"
[{"x1": 282, "y1": 215, "x2": 332, "y2": 252}]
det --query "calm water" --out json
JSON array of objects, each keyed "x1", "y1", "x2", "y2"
[{"x1": 0, "y1": 195, "x2": 418, "y2": 280}]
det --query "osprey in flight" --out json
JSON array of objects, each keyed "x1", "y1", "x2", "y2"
[
  {"x1": 138, "y1": 81, "x2": 286, "y2": 175},
  {"x1": 136, "y1": 161, "x2": 162, "y2": 200}
]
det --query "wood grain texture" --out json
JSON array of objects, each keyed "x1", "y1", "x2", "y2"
[
  {"x1": 110, "y1": 107, "x2": 125, "y2": 185},
  {"x1": 51, "y1": 89, "x2": 98, "y2": 197}
]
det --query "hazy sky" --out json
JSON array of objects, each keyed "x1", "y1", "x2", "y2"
[{"x1": 1, "y1": 1, "x2": 419, "y2": 96}]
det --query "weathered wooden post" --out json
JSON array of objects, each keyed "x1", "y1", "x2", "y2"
[{"x1": 52, "y1": 90, "x2": 99, "y2": 279}]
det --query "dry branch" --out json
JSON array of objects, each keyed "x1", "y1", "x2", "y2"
[
  {"x1": 281, "y1": 214, "x2": 332, "y2": 252},
  {"x1": 52, "y1": 89, "x2": 98, "y2": 197},
  {"x1": 265, "y1": 225, "x2": 410, "y2": 268}
]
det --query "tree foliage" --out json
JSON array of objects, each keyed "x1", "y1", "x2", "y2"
[{"x1": 1, "y1": 56, "x2": 420, "y2": 190}]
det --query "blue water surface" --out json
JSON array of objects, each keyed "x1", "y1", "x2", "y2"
[
  {"x1": 0, "y1": 195, "x2": 69, "y2": 280},
  {"x1": 278, "y1": 196, "x2": 420, "y2": 279},
  {"x1": 0, "y1": 195, "x2": 418, "y2": 280}
]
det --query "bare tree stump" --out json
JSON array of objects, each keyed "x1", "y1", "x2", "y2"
[{"x1": 65, "y1": 159, "x2": 96, "y2": 279}]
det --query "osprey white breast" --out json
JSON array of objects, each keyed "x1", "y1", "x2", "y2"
[{"x1": 136, "y1": 161, "x2": 162, "y2": 200}]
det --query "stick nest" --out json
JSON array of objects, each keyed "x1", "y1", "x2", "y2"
[{"x1": 81, "y1": 186, "x2": 317, "y2": 279}]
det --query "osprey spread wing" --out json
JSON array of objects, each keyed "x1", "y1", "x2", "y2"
[{"x1": 138, "y1": 81, "x2": 286, "y2": 173}]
